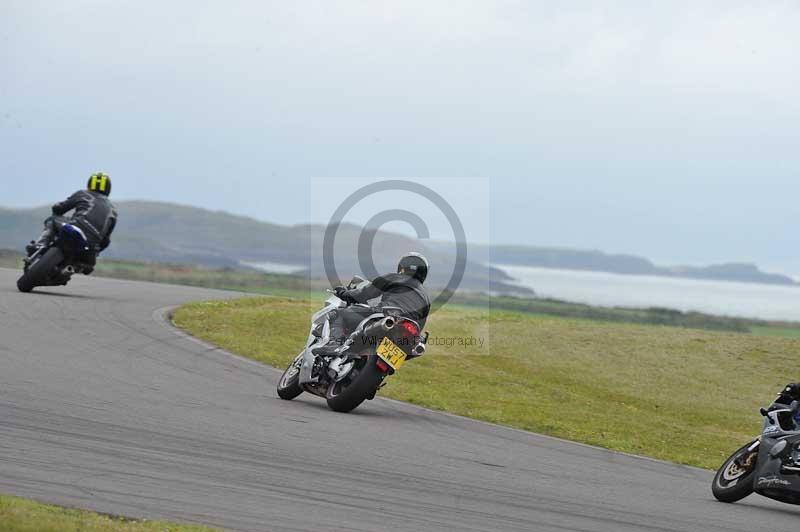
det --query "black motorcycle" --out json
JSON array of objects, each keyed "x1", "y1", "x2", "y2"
[
  {"x1": 277, "y1": 275, "x2": 429, "y2": 413},
  {"x1": 17, "y1": 220, "x2": 95, "y2": 293},
  {"x1": 713, "y1": 399, "x2": 800, "y2": 505}
]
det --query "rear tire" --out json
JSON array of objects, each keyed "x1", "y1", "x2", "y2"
[
  {"x1": 326, "y1": 355, "x2": 384, "y2": 413},
  {"x1": 17, "y1": 248, "x2": 63, "y2": 293},
  {"x1": 712, "y1": 441, "x2": 758, "y2": 503},
  {"x1": 277, "y1": 353, "x2": 304, "y2": 400}
]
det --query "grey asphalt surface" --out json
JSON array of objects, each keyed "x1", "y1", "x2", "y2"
[{"x1": 0, "y1": 267, "x2": 797, "y2": 531}]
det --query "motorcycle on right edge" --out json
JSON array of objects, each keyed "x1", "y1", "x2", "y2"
[
  {"x1": 713, "y1": 399, "x2": 800, "y2": 505},
  {"x1": 276, "y1": 275, "x2": 429, "y2": 413}
]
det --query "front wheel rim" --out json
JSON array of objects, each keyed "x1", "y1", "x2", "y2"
[
  {"x1": 719, "y1": 449, "x2": 756, "y2": 487},
  {"x1": 279, "y1": 356, "x2": 302, "y2": 389},
  {"x1": 722, "y1": 461, "x2": 748, "y2": 482}
]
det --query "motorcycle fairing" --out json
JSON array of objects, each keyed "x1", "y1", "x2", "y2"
[
  {"x1": 57, "y1": 223, "x2": 91, "y2": 254},
  {"x1": 753, "y1": 417, "x2": 800, "y2": 505}
]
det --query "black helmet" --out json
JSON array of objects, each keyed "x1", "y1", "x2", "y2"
[
  {"x1": 87, "y1": 172, "x2": 111, "y2": 196},
  {"x1": 398, "y1": 252, "x2": 429, "y2": 283}
]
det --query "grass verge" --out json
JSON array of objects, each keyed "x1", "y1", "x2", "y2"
[
  {"x1": 174, "y1": 296, "x2": 800, "y2": 470},
  {"x1": 0, "y1": 494, "x2": 215, "y2": 532}
]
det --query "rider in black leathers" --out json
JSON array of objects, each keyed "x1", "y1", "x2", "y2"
[
  {"x1": 313, "y1": 252, "x2": 431, "y2": 357},
  {"x1": 26, "y1": 173, "x2": 118, "y2": 273}
]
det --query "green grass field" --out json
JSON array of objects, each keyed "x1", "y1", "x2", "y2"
[
  {"x1": 0, "y1": 495, "x2": 215, "y2": 532},
  {"x1": 174, "y1": 296, "x2": 800, "y2": 470}
]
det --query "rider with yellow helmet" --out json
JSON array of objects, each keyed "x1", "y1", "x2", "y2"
[{"x1": 26, "y1": 172, "x2": 118, "y2": 273}]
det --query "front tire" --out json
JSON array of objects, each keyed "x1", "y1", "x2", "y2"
[
  {"x1": 712, "y1": 441, "x2": 758, "y2": 503},
  {"x1": 277, "y1": 353, "x2": 304, "y2": 400},
  {"x1": 326, "y1": 355, "x2": 384, "y2": 413},
  {"x1": 17, "y1": 248, "x2": 64, "y2": 293}
]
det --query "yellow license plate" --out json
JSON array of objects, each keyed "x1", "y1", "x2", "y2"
[{"x1": 376, "y1": 337, "x2": 407, "y2": 370}]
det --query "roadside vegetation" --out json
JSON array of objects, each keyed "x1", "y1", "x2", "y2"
[
  {"x1": 174, "y1": 296, "x2": 800, "y2": 470},
  {"x1": 2, "y1": 249, "x2": 797, "y2": 337},
  {"x1": 749, "y1": 326, "x2": 800, "y2": 339},
  {"x1": 0, "y1": 494, "x2": 215, "y2": 532},
  {"x1": 450, "y1": 292, "x2": 784, "y2": 333}
]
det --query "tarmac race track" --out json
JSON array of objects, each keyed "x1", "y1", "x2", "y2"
[{"x1": 0, "y1": 267, "x2": 796, "y2": 531}]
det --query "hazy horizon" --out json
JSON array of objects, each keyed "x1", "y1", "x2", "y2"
[
  {"x1": 3, "y1": 195, "x2": 796, "y2": 278},
  {"x1": 2, "y1": 2, "x2": 798, "y2": 274}
]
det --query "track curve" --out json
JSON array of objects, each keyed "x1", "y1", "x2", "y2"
[{"x1": 0, "y1": 268, "x2": 795, "y2": 531}]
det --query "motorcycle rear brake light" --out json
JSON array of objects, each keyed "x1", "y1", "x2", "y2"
[
  {"x1": 376, "y1": 359, "x2": 390, "y2": 373},
  {"x1": 399, "y1": 320, "x2": 419, "y2": 337}
]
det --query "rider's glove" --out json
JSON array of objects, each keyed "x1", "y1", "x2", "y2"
[
  {"x1": 335, "y1": 286, "x2": 357, "y2": 304},
  {"x1": 333, "y1": 286, "x2": 348, "y2": 298}
]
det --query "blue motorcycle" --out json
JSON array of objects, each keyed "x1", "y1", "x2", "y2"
[{"x1": 17, "y1": 220, "x2": 96, "y2": 293}]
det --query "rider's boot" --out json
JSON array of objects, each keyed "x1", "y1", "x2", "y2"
[
  {"x1": 27, "y1": 226, "x2": 53, "y2": 256},
  {"x1": 312, "y1": 337, "x2": 347, "y2": 358},
  {"x1": 312, "y1": 318, "x2": 348, "y2": 358}
]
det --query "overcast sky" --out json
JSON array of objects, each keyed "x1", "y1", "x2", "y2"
[{"x1": 1, "y1": 1, "x2": 798, "y2": 273}]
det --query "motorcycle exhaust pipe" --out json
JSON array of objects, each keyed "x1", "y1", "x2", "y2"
[
  {"x1": 412, "y1": 343, "x2": 426, "y2": 357},
  {"x1": 61, "y1": 265, "x2": 75, "y2": 275},
  {"x1": 348, "y1": 318, "x2": 396, "y2": 353}
]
